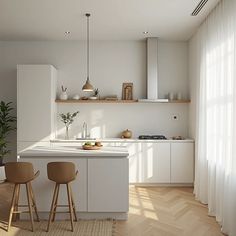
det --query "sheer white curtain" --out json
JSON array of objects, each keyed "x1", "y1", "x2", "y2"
[{"x1": 194, "y1": 0, "x2": 236, "y2": 235}]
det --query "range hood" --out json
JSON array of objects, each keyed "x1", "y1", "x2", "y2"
[{"x1": 138, "y1": 38, "x2": 168, "y2": 103}]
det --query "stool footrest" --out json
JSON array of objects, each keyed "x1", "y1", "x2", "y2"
[
  {"x1": 54, "y1": 204, "x2": 75, "y2": 207},
  {"x1": 17, "y1": 204, "x2": 36, "y2": 207},
  {"x1": 52, "y1": 211, "x2": 71, "y2": 213},
  {"x1": 13, "y1": 210, "x2": 30, "y2": 214}
]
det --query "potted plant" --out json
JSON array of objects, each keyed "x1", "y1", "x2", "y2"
[
  {"x1": 59, "y1": 111, "x2": 79, "y2": 139},
  {"x1": 0, "y1": 101, "x2": 16, "y2": 166}
]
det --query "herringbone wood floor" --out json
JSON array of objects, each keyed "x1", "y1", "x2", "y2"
[
  {"x1": 0, "y1": 183, "x2": 224, "y2": 236},
  {"x1": 115, "y1": 186, "x2": 224, "y2": 236}
]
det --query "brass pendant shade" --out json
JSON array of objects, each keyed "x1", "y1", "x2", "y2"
[
  {"x1": 82, "y1": 77, "x2": 93, "y2": 91},
  {"x1": 82, "y1": 13, "x2": 94, "y2": 92}
]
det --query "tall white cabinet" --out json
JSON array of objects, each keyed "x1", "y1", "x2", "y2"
[{"x1": 17, "y1": 65, "x2": 57, "y2": 152}]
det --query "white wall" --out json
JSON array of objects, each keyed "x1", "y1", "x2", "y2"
[
  {"x1": 0, "y1": 40, "x2": 189, "y2": 145},
  {"x1": 158, "y1": 41, "x2": 189, "y2": 99}
]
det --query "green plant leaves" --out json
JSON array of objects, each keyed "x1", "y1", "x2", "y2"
[
  {"x1": 59, "y1": 111, "x2": 79, "y2": 127},
  {"x1": 0, "y1": 101, "x2": 16, "y2": 158}
]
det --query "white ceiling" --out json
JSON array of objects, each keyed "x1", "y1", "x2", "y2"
[{"x1": 0, "y1": 0, "x2": 220, "y2": 41}]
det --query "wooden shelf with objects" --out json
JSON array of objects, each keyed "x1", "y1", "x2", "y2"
[{"x1": 55, "y1": 99, "x2": 191, "y2": 104}]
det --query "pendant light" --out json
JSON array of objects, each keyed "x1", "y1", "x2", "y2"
[{"x1": 82, "y1": 13, "x2": 94, "y2": 92}]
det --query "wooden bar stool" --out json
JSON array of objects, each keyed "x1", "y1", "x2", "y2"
[
  {"x1": 47, "y1": 162, "x2": 78, "y2": 232},
  {"x1": 5, "y1": 162, "x2": 40, "y2": 232}
]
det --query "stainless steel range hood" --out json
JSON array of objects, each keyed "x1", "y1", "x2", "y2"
[{"x1": 138, "y1": 38, "x2": 168, "y2": 103}]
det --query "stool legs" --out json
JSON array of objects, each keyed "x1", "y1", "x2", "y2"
[
  {"x1": 66, "y1": 183, "x2": 74, "y2": 232},
  {"x1": 47, "y1": 182, "x2": 77, "y2": 232},
  {"x1": 47, "y1": 183, "x2": 58, "y2": 232},
  {"x1": 7, "y1": 183, "x2": 39, "y2": 232},
  {"x1": 70, "y1": 185, "x2": 78, "y2": 222},
  {"x1": 26, "y1": 183, "x2": 34, "y2": 232},
  {"x1": 29, "y1": 182, "x2": 40, "y2": 222},
  {"x1": 12, "y1": 184, "x2": 20, "y2": 222},
  {"x1": 52, "y1": 184, "x2": 60, "y2": 222},
  {"x1": 7, "y1": 184, "x2": 18, "y2": 231}
]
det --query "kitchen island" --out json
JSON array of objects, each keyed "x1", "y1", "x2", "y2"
[{"x1": 18, "y1": 146, "x2": 129, "y2": 220}]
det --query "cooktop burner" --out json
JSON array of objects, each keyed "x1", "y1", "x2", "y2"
[{"x1": 138, "y1": 135, "x2": 167, "y2": 140}]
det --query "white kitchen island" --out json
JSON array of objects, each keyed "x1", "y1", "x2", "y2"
[{"x1": 18, "y1": 146, "x2": 129, "y2": 220}]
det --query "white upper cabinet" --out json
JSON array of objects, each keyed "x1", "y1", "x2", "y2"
[
  {"x1": 171, "y1": 143, "x2": 194, "y2": 183},
  {"x1": 17, "y1": 65, "x2": 57, "y2": 146}
]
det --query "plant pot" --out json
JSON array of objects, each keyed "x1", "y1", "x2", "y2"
[
  {"x1": 59, "y1": 92, "x2": 68, "y2": 100},
  {"x1": 0, "y1": 157, "x2": 4, "y2": 167},
  {"x1": 0, "y1": 165, "x2": 5, "y2": 181}
]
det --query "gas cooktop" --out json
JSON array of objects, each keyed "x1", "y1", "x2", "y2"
[{"x1": 138, "y1": 135, "x2": 167, "y2": 140}]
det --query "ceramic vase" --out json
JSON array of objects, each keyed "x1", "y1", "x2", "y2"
[{"x1": 60, "y1": 92, "x2": 68, "y2": 100}]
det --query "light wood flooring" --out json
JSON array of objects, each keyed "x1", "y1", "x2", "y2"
[
  {"x1": 0, "y1": 183, "x2": 224, "y2": 236},
  {"x1": 115, "y1": 186, "x2": 224, "y2": 236}
]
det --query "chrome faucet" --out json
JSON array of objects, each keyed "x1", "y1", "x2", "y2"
[{"x1": 82, "y1": 122, "x2": 90, "y2": 139}]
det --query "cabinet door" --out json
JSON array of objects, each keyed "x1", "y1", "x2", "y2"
[
  {"x1": 128, "y1": 143, "x2": 142, "y2": 183},
  {"x1": 171, "y1": 143, "x2": 194, "y2": 183},
  {"x1": 19, "y1": 157, "x2": 87, "y2": 212},
  {"x1": 88, "y1": 158, "x2": 129, "y2": 212},
  {"x1": 17, "y1": 65, "x2": 56, "y2": 143},
  {"x1": 141, "y1": 143, "x2": 171, "y2": 183}
]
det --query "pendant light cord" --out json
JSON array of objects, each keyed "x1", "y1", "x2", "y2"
[{"x1": 86, "y1": 13, "x2": 90, "y2": 80}]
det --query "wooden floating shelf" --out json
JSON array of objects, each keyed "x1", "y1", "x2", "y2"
[
  {"x1": 168, "y1": 100, "x2": 191, "y2": 103},
  {"x1": 55, "y1": 99, "x2": 190, "y2": 104}
]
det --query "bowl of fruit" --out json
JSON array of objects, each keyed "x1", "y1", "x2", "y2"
[{"x1": 82, "y1": 141, "x2": 103, "y2": 150}]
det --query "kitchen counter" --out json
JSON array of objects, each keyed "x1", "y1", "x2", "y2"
[
  {"x1": 18, "y1": 145, "x2": 129, "y2": 220},
  {"x1": 19, "y1": 145, "x2": 129, "y2": 157}
]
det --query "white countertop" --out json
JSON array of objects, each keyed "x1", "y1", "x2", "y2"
[
  {"x1": 18, "y1": 146, "x2": 129, "y2": 157},
  {"x1": 51, "y1": 138, "x2": 194, "y2": 143}
]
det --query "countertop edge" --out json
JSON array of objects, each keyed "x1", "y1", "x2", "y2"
[{"x1": 51, "y1": 138, "x2": 195, "y2": 143}]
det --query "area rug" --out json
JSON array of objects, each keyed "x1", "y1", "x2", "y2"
[{"x1": 0, "y1": 220, "x2": 115, "y2": 236}]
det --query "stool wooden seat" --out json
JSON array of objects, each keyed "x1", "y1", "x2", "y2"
[
  {"x1": 5, "y1": 162, "x2": 40, "y2": 232},
  {"x1": 47, "y1": 162, "x2": 78, "y2": 232}
]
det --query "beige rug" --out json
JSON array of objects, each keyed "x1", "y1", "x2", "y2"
[{"x1": 0, "y1": 220, "x2": 115, "y2": 236}]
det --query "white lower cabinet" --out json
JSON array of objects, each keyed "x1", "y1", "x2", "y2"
[
  {"x1": 127, "y1": 141, "x2": 194, "y2": 184},
  {"x1": 140, "y1": 143, "x2": 171, "y2": 183},
  {"x1": 128, "y1": 143, "x2": 171, "y2": 183},
  {"x1": 88, "y1": 158, "x2": 129, "y2": 212},
  {"x1": 171, "y1": 143, "x2": 194, "y2": 183}
]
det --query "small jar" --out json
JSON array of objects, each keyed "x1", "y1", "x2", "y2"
[
  {"x1": 168, "y1": 92, "x2": 174, "y2": 100},
  {"x1": 177, "y1": 92, "x2": 182, "y2": 100}
]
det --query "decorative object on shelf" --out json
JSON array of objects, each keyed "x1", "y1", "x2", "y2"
[
  {"x1": 72, "y1": 94, "x2": 80, "y2": 100},
  {"x1": 104, "y1": 95, "x2": 118, "y2": 101},
  {"x1": 82, "y1": 13, "x2": 94, "y2": 92},
  {"x1": 177, "y1": 92, "x2": 183, "y2": 100},
  {"x1": 122, "y1": 83, "x2": 133, "y2": 100},
  {"x1": 89, "y1": 88, "x2": 99, "y2": 100},
  {"x1": 0, "y1": 101, "x2": 16, "y2": 166},
  {"x1": 121, "y1": 129, "x2": 132, "y2": 139},
  {"x1": 59, "y1": 111, "x2": 79, "y2": 139},
  {"x1": 59, "y1": 86, "x2": 68, "y2": 100},
  {"x1": 168, "y1": 92, "x2": 175, "y2": 100}
]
